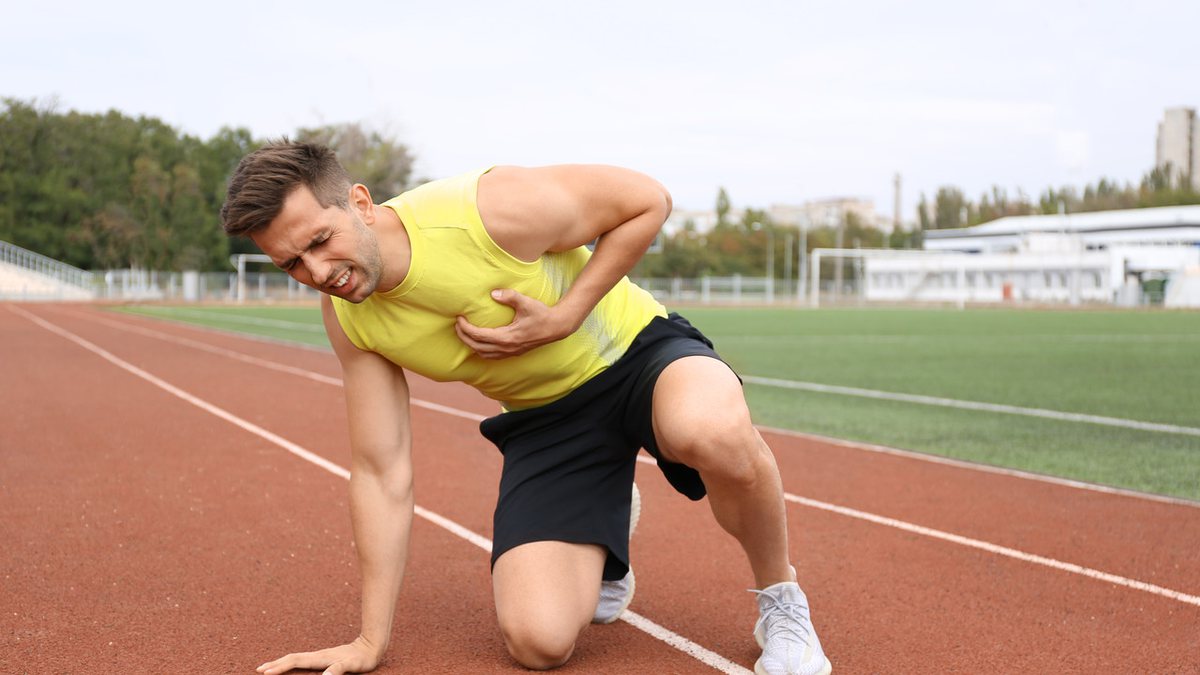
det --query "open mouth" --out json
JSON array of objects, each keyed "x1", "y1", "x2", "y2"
[{"x1": 331, "y1": 268, "x2": 351, "y2": 290}]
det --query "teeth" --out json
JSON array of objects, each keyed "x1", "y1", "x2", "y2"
[{"x1": 333, "y1": 270, "x2": 350, "y2": 288}]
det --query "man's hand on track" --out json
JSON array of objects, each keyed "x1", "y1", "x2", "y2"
[{"x1": 256, "y1": 636, "x2": 382, "y2": 675}]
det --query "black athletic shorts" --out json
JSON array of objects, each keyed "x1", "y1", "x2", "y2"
[{"x1": 480, "y1": 312, "x2": 734, "y2": 581}]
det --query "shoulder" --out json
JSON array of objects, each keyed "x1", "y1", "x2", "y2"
[
  {"x1": 477, "y1": 164, "x2": 621, "y2": 192},
  {"x1": 477, "y1": 165, "x2": 635, "y2": 221},
  {"x1": 475, "y1": 166, "x2": 580, "y2": 261},
  {"x1": 479, "y1": 165, "x2": 668, "y2": 209},
  {"x1": 477, "y1": 165, "x2": 560, "y2": 201}
]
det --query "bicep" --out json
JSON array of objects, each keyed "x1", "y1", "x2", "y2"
[{"x1": 479, "y1": 165, "x2": 672, "y2": 259}]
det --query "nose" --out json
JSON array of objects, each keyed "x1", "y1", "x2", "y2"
[{"x1": 297, "y1": 254, "x2": 333, "y2": 288}]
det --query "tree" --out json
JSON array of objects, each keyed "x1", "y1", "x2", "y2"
[
  {"x1": 127, "y1": 155, "x2": 166, "y2": 267},
  {"x1": 933, "y1": 186, "x2": 966, "y2": 229},
  {"x1": 916, "y1": 193, "x2": 931, "y2": 230},
  {"x1": 715, "y1": 187, "x2": 732, "y2": 228},
  {"x1": 0, "y1": 98, "x2": 268, "y2": 270},
  {"x1": 168, "y1": 163, "x2": 224, "y2": 270},
  {"x1": 296, "y1": 122, "x2": 414, "y2": 200}
]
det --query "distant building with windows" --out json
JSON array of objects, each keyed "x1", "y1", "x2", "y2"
[
  {"x1": 1156, "y1": 106, "x2": 1200, "y2": 191},
  {"x1": 663, "y1": 208, "x2": 722, "y2": 234},
  {"x1": 769, "y1": 197, "x2": 890, "y2": 232}
]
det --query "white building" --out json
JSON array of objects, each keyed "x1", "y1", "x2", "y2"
[
  {"x1": 922, "y1": 205, "x2": 1200, "y2": 253},
  {"x1": 852, "y1": 205, "x2": 1200, "y2": 306},
  {"x1": 1156, "y1": 106, "x2": 1200, "y2": 191},
  {"x1": 663, "y1": 207, "x2": 724, "y2": 234}
]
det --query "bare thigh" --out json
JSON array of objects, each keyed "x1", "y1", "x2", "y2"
[{"x1": 651, "y1": 355, "x2": 757, "y2": 468}]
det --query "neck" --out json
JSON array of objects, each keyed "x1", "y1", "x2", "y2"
[{"x1": 372, "y1": 203, "x2": 412, "y2": 291}]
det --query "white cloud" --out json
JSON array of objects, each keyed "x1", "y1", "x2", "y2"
[
  {"x1": 2, "y1": 0, "x2": 1198, "y2": 221},
  {"x1": 1055, "y1": 131, "x2": 1091, "y2": 175}
]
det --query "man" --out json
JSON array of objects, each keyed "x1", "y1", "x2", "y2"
[{"x1": 220, "y1": 141, "x2": 831, "y2": 675}]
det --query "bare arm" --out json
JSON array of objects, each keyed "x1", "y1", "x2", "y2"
[
  {"x1": 258, "y1": 295, "x2": 413, "y2": 675},
  {"x1": 455, "y1": 164, "x2": 671, "y2": 358}
]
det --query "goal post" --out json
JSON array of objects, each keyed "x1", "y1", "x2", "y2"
[
  {"x1": 229, "y1": 253, "x2": 274, "y2": 303},
  {"x1": 808, "y1": 248, "x2": 974, "y2": 309}
]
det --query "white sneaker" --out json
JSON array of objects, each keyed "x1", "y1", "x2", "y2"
[
  {"x1": 751, "y1": 580, "x2": 832, "y2": 675},
  {"x1": 592, "y1": 483, "x2": 640, "y2": 624},
  {"x1": 593, "y1": 567, "x2": 635, "y2": 624}
]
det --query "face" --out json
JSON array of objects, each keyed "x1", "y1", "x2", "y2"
[{"x1": 251, "y1": 185, "x2": 384, "y2": 303}]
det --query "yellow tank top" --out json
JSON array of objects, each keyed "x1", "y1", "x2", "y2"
[{"x1": 331, "y1": 167, "x2": 667, "y2": 410}]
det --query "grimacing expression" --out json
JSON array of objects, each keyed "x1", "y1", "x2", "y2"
[{"x1": 252, "y1": 186, "x2": 384, "y2": 303}]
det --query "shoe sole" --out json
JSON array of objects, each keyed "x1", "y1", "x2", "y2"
[{"x1": 753, "y1": 656, "x2": 832, "y2": 675}]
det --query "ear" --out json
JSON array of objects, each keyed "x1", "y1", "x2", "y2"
[{"x1": 349, "y1": 183, "x2": 375, "y2": 223}]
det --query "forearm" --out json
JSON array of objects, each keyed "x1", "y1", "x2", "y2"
[
  {"x1": 553, "y1": 203, "x2": 667, "y2": 329},
  {"x1": 349, "y1": 466, "x2": 415, "y2": 655}
]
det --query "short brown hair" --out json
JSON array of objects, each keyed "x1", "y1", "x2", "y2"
[{"x1": 220, "y1": 140, "x2": 352, "y2": 236}]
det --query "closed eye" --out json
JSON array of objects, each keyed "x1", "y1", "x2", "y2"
[{"x1": 279, "y1": 231, "x2": 331, "y2": 271}]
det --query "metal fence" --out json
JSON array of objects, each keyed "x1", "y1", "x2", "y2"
[
  {"x1": 94, "y1": 269, "x2": 319, "y2": 302},
  {"x1": 632, "y1": 275, "x2": 807, "y2": 304},
  {"x1": 0, "y1": 240, "x2": 96, "y2": 300}
]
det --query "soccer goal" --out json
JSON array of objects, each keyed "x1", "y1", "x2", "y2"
[
  {"x1": 229, "y1": 254, "x2": 318, "y2": 303},
  {"x1": 807, "y1": 247, "x2": 985, "y2": 309}
]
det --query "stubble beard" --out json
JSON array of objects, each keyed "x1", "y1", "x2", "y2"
[{"x1": 346, "y1": 218, "x2": 385, "y2": 302}]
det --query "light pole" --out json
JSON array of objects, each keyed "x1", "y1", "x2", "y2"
[
  {"x1": 783, "y1": 232, "x2": 793, "y2": 298},
  {"x1": 829, "y1": 210, "x2": 843, "y2": 302},
  {"x1": 797, "y1": 216, "x2": 808, "y2": 304},
  {"x1": 753, "y1": 221, "x2": 774, "y2": 303}
]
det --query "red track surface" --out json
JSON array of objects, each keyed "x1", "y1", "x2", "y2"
[{"x1": 3, "y1": 303, "x2": 1198, "y2": 674}]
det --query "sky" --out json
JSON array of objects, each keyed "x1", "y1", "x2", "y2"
[{"x1": 3, "y1": 0, "x2": 1198, "y2": 223}]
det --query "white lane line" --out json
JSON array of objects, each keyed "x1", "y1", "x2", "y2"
[
  {"x1": 83, "y1": 311, "x2": 492, "y2": 423},
  {"x1": 755, "y1": 425, "x2": 1200, "y2": 509},
  {"x1": 620, "y1": 611, "x2": 753, "y2": 674},
  {"x1": 783, "y1": 491, "x2": 1200, "y2": 608},
  {"x1": 127, "y1": 307, "x2": 327, "y2": 332},
  {"x1": 742, "y1": 375, "x2": 1200, "y2": 437},
  {"x1": 80, "y1": 308, "x2": 1198, "y2": 505},
  {"x1": 670, "y1": 456, "x2": 1200, "y2": 609},
  {"x1": 15, "y1": 306, "x2": 747, "y2": 675},
  {"x1": 413, "y1": 512, "x2": 749, "y2": 675},
  {"x1": 70, "y1": 308, "x2": 1200, "y2": 607},
  {"x1": 718, "y1": 334, "x2": 1200, "y2": 344},
  {"x1": 17, "y1": 307, "x2": 353, "y2": 480},
  {"x1": 110, "y1": 308, "x2": 1200, "y2": 436}
]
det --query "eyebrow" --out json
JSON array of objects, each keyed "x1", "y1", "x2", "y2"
[{"x1": 280, "y1": 231, "x2": 327, "y2": 270}]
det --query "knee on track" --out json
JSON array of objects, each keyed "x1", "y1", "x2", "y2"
[{"x1": 499, "y1": 619, "x2": 578, "y2": 670}]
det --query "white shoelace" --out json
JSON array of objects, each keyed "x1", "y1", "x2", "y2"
[{"x1": 750, "y1": 588, "x2": 813, "y2": 647}]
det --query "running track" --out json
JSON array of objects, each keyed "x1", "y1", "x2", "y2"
[{"x1": 3, "y1": 303, "x2": 1198, "y2": 674}]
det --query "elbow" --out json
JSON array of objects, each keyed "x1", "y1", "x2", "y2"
[
  {"x1": 640, "y1": 183, "x2": 672, "y2": 239},
  {"x1": 657, "y1": 184, "x2": 673, "y2": 223}
]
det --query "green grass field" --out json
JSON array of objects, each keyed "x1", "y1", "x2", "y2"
[{"x1": 116, "y1": 304, "x2": 1200, "y2": 500}]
